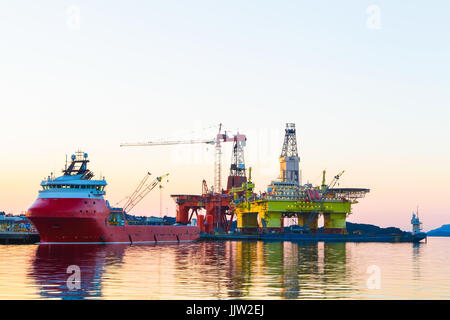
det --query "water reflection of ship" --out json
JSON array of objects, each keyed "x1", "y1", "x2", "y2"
[
  {"x1": 412, "y1": 242, "x2": 423, "y2": 280},
  {"x1": 30, "y1": 241, "x2": 357, "y2": 299},
  {"x1": 31, "y1": 244, "x2": 127, "y2": 299}
]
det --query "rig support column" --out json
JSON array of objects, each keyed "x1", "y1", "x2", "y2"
[
  {"x1": 236, "y1": 211, "x2": 259, "y2": 233},
  {"x1": 323, "y1": 212, "x2": 347, "y2": 234},
  {"x1": 176, "y1": 205, "x2": 190, "y2": 225},
  {"x1": 297, "y1": 213, "x2": 318, "y2": 233}
]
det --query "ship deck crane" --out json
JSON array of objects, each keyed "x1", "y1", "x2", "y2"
[
  {"x1": 328, "y1": 170, "x2": 345, "y2": 189},
  {"x1": 123, "y1": 173, "x2": 169, "y2": 213}
]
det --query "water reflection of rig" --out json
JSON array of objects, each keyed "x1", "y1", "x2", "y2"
[{"x1": 124, "y1": 123, "x2": 369, "y2": 235}]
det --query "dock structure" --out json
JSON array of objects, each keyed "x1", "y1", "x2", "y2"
[
  {"x1": 0, "y1": 232, "x2": 40, "y2": 244},
  {"x1": 0, "y1": 212, "x2": 40, "y2": 244}
]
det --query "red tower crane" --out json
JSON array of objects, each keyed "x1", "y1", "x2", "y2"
[
  {"x1": 120, "y1": 124, "x2": 247, "y2": 233},
  {"x1": 120, "y1": 124, "x2": 246, "y2": 193}
]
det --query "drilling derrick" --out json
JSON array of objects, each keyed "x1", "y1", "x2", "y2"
[
  {"x1": 226, "y1": 134, "x2": 247, "y2": 190},
  {"x1": 279, "y1": 123, "x2": 300, "y2": 184}
]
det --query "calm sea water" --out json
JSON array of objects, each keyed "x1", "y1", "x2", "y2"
[{"x1": 0, "y1": 238, "x2": 449, "y2": 299}]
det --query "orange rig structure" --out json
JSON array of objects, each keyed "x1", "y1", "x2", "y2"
[
  {"x1": 120, "y1": 124, "x2": 247, "y2": 233},
  {"x1": 172, "y1": 128, "x2": 248, "y2": 233},
  {"x1": 171, "y1": 179, "x2": 238, "y2": 234}
]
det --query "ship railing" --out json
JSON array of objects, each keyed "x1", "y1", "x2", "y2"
[
  {"x1": 39, "y1": 188, "x2": 105, "y2": 196},
  {"x1": 106, "y1": 200, "x2": 124, "y2": 212}
]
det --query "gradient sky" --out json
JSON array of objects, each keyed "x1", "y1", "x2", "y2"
[{"x1": 0, "y1": 1, "x2": 449, "y2": 231}]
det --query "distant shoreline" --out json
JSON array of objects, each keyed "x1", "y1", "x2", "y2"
[{"x1": 426, "y1": 224, "x2": 450, "y2": 237}]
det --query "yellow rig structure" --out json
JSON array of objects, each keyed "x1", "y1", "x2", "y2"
[{"x1": 231, "y1": 124, "x2": 369, "y2": 235}]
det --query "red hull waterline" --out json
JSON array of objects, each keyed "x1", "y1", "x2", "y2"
[
  {"x1": 27, "y1": 198, "x2": 200, "y2": 243},
  {"x1": 28, "y1": 198, "x2": 199, "y2": 244},
  {"x1": 26, "y1": 152, "x2": 200, "y2": 244}
]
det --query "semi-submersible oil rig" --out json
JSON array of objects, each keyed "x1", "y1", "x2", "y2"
[
  {"x1": 169, "y1": 123, "x2": 370, "y2": 236},
  {"x1": 122, "y1": 123, "x2": 427, "y2": 242}
]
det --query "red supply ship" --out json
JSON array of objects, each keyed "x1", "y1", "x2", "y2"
[{"x1": 26, "y1": 152, "x2": 200, "y2": 244}]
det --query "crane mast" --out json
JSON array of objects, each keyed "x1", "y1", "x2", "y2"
[
  {"x1": 328, "y1": 170, "x2": 345, "y2": 189},
  {"x1": 123, "y1": 172, "x2": 152, "y2": 209}
]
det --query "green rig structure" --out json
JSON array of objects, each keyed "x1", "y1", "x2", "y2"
[{"x1": 230, "y1": 124, "x2": 370, "y2": 235}]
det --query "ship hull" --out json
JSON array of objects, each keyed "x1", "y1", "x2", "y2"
[{"x1": 27, "y1": 198, "x2": 199, "y2": 244}]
